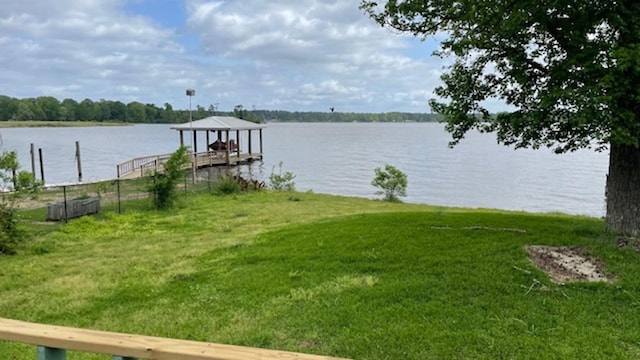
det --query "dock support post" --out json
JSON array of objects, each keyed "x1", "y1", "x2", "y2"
[{"x1": 259, "y1": 129, "x2": 263, "y2": 155}]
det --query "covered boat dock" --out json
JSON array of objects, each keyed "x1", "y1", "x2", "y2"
[{"x1": 116, "y1": 116, "x2": 265, "y2": 179}]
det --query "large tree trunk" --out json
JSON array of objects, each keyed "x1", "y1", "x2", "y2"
[{"x1": 606, "y1": 143, "x2": 640, "y2": 235}]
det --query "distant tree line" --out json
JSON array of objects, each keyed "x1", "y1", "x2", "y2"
[
  {"x1": 0, "y1": 95, "x2": 441, "y2": 123},
  {"x1": 0, "y1": 95, "x2": 201, "y2": 124},
  {"x1": 254, "y1": 110, "x2": 442, "y2": 122}
]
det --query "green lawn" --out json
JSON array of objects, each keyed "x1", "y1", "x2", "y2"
[{"x1": 1, "y1": 191, "x2": 639, "y2": 359}]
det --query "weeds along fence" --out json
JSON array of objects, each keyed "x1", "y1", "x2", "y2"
[{"x1": 29, "y1": 167, "x2": 257, "y2": 222}]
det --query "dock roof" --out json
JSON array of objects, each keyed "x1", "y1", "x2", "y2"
[{"x1": 170, "y1": 116, "x2": 266, "y2": 131}]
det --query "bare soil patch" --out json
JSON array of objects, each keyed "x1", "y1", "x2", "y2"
[{"x1": 526, "y1": 246, "x2": 614, "y2": 284}]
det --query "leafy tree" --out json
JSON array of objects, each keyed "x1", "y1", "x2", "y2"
[
  {"x1": 36, "y1": 96, "x2": 60, "y2": 120},
  {"x1": 10, "y1": 103, "x2": 36, "y2": 121},
  {"x1": 372, "y1": 164, "x2": 407, "y2": 202},
  {"x1": 0, "y1": 96, "x2": 19, "y2": 121},
  {"x1": 126, "y1": 102, "x2": 147, "y2": 123},
  {"x1": 162, "y1": 103, "x2": 177, "y2": 123},
  {"x1": 60, "y1": 98, "x2": 78, "y2": 120},
  {"x1": 110, "y1": 101, "x2": 127, "y2": 122},
  {"x1": 147, "y1": 146, "x2": 190, "y2": 209},
  {"x1": 0, "y1": 150, "x2": 41, "y2": 254},
  {"x1": 362, "y1": 0, "x2": 640, "y2": 234},
  {"x1": 234, "y1": 105, "x2": 245, "y2": 119},
  {"x1": 77, "y1": 98, "x2": 97, "y2": 121}
]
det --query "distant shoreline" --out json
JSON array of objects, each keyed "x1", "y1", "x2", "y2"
[{"x1": 0, "y1": 121, "x2": 130, "y2": 128}]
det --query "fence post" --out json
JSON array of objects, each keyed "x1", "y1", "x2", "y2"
[
  {"x1": 37, "y1": 346, "x2": 66, "y2": 360},
  {"x1": 63, "y1": 186, "x2": 68, "y2": 223},
  {"x1": 117, "y1": 179, "x2": 121, "y2": 215}
]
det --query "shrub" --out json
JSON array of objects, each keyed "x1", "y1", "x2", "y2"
[
  {"x1": 269, "y1": 161, "x2": 296, "y2": 191},
  {"x1": 212, "y1": 174, "x2": 266, "y2": 195},
  {"x1": 372, "y1": 164, "x2": 408, "y2": 202},
  {"x1": 0, "y1": 150, "x2": 41, "y2": 254},
  {"x1": 0, "y1": 204, "x2": 24, "y2": 255},
  {"x1": 212, "y1": 175, "x2": 243, "y2": 195},
  {"x1": 147, "y1": 146, "x2": 190, "y2": 209}
]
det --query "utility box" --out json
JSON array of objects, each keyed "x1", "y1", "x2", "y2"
[{"x1": 47, "y1": 197, "x2": 100, "y2": 221}]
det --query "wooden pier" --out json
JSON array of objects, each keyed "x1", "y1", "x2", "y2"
[
  {"x1": 116, "y1": 116, "x2": 265, "y2": 180},
  {"x1": 117, "y1": 150, "x2": 263, "y2": 179}
]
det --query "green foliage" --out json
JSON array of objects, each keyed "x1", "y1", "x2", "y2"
[
  {"x1": 212, "y1": 174, "x2": 266, "y2": 196},
  {"x1": 361, "y1": 0, "x2": 630, "y2": 152},
  {"x1": 147, "y1": 146, "x2": 190, "y2": 209},
  {"x1": 361, "y1": 1, "x2": 640, "y2": 234},
  {"x1": 372, "y1": 164, "x2": 407, "y2": 202},
  {"x1": 0, "y1": 150, "x2": 40, "y2": 254},
  {"x1": 269, "y1": 161, "x2": 296, "y2": 191},
  {"x1": 0, "y1": 204, "x2": 24, "y2": 254},
  {"x1": 0, "y1": 150, "x2": 41, "y2": 197},
  {"x1": 0, "y1": 94, "x2": 445, "y2": 123},
  {"x1": 211, "y1": 175, "x2": 243, "y2": 195}
]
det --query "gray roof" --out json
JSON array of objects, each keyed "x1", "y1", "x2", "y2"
[{"x1": 170, "y1": 116, "x2": 266, "y2": 131}]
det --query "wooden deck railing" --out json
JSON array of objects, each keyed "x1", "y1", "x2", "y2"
[
  {"x1": 0, "y1": 318, "x2": 348, "y2": 360},
  {"x1": 116, "y1": 153, "x2": 173, "y2": 179},
  {"x1": 116, "y1": 151, "x2": 263, "y2": 180}
]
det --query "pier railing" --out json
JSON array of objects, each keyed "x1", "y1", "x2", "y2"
[
  {"x1": 116, "y1": 153, "x2": 173, "y2": 179},
  {"x1": 116, "y1": 150, "x2": 263, "y2": 180},
  {"x1": 0, "y1": 317, "x2": 347, "y2": 360}
]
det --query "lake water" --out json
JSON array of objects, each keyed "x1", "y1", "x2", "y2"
[{"x1": 0, "y1": 122, "x2": 609, "y2": 217}]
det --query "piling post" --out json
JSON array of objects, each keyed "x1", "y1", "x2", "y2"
[
  {"x1": 38, "y1": 148, "x2": 45, "y2": 185},
  {"x1": 76, "y1": 141, "x2": 82, "y2": 183},
  {"x1": 30, "y1": 143, "x2": 36, "y2": 178}
]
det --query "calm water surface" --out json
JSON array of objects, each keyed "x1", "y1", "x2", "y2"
[{"x1": 0, "y1": 122, "x2": 609, "y2": 217}]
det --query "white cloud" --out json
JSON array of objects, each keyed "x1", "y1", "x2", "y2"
[{"x1": 0, "y1": 0, "x2": 504, "y2": 113}]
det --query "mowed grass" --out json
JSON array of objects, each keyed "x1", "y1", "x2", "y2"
[{"x1": 1, "y1": 191, "x2": 640, "y2": 359}]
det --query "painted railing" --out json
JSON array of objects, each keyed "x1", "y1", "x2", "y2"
[
  {"x1": 0, "y1": 318, "x2": 347, "y2": 360},
  {"x1": 116, "y1": 153, "x2": 172, "y2": 178}
]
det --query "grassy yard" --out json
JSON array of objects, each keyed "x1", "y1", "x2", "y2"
[{"x1": 1, "y1": 191, "x2": 639, "y2": 359}]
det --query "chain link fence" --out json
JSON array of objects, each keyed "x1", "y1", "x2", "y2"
[{"x1": 22, "y1": 166, "x2": 267, "y2": 222}]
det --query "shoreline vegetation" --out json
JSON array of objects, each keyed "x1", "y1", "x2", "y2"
[
  {"x1": 0, "y1": 95, "x2": 443, "y2": 124},
  {"x1": 0, "y1": 120, "x2": 129, "y2": 128},
  {"x1": 1, "y1": 189, "x2": 639, "y2": 359}
]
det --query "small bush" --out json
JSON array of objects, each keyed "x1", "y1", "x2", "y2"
[
  {"x1": 269, "y1": 161, "x2": 296, "y2": 191},
  {"x1": 0, "y1": 204, "x2": 25, "y2": 255},
  {"x1": 147, "y1": 146, "x2": 190, "y2": 209},
  {"x1": 0, "y1": 150, "x2": 40, "y2": 254},
  {"x1": 212, "y1": 175, "x2": 243, "y2": 195},
  {"x1": 372, "y1": 164, "x2": 408, "y2": 202},
  {"x1": 212, "y1": 174, "x2": 266, "y2": 195}
]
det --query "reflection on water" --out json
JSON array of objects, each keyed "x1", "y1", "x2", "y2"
[{"x1": 0, "y1": 122, "x2": 608, "y2": 216}]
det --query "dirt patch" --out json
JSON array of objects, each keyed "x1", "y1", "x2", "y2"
[{"x1": 526, "y1": 246, "x2": 614, "y2": 284}]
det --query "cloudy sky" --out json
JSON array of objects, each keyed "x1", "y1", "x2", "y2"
[{"x1": 0, "y1": 0, "x2": 458, "y2": 113}]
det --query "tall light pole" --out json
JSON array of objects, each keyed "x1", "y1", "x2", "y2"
[
  {"x1": 186, "y1": 89, "x2": 196, "y2": 182},
  {"x1": 186, "y1": 89, "x2": 195, "y2": 123}
]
